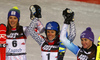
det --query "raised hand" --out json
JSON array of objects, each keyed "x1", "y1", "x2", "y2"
[
  {"x1": 29, "y1": 4, "x2": 42, "y2": 20},
  {"x1": 62, "y1": 8, "x2": 74, "y2": 24}
]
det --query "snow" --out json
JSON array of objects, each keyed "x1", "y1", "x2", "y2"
[{"x1": 0, "y1": 0, "x2": 100, "y2": 60}]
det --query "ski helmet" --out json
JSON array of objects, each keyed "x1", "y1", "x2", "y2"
[{"x1": 45, "y1": 21, "x2": 60, "y2": 36}]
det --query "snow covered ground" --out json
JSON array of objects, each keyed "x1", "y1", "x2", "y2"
[{"x1": 0, "y1": 0, "x2": 100, "y2": 60}]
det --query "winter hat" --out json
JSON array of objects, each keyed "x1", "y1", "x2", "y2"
[
  {"x1": 80, "y1": 27, "x2": 94, "y2": 42},
  {"x1": 8, "y1": 6, "x2": 20, "y2": 21}
]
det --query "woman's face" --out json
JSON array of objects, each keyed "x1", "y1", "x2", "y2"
[
  {"x1": 47, "y1": 30, "x2": 56, "y2": 41},
  {"x1": 81, "y1": 38, "x2": 92, "y2": 49},
  {"x1": 8, "y1": 16, "x2": 18, "y2": 28}
]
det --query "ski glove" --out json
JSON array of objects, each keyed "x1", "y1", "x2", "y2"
[
  {"x1": 62, "y1": 8, "x2": 74, "y2": 24},
  {"x1": 29, "y1": 5, "x2": 42, "y2": 20}
]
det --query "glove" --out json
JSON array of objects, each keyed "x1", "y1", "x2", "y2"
[
  {"x1": 62, "y1": 8, "x2": 74, "y2": 24},
  {"x1": 29, "y1": 4, "x2": 42, "y2": 20}
]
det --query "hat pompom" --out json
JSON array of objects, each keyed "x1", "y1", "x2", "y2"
[
  {"x1": 86, "y1": 27, "x2": 92, "y2": 31},
  {"x1": 13, "y1": 6, "x2": 18, "y2": 9}
]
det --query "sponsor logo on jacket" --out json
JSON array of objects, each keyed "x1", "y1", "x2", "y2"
[
  {"x1": 78, "y1": 54, "x2": 88, "y2": 60},
  {"x1": 42, "y1": 45, "x2": 59, "y2": 50},
  {"x1": 7, "y1": 33, "x2": 23, "y2": 38}
]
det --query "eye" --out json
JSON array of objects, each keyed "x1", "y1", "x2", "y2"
[
  {"x1": 9, "y1": 17, "x2": 12, "y2": 19},
  {"x1": 14, "y1": 17, "x2": 17, "y2": 19},
  {"x1": 84, "y1": 38, "x2": 87, "y2": 41},
  {"x1": 51, "y1": 31, "x2": 54, "y2": 33},
  {"x1": 47, "y1": 31, "x2": 50, "y2": 33},
  {"x1": 81, "y1": 39, "x2": 83, "y2": 41}
]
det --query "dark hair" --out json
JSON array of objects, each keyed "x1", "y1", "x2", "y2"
[
  {"x1": 6, "y1": 21, "x2": 23, "y2": 35},
  {"x1": 88, "y1": 43, "x2": 97, "y2": 59}
]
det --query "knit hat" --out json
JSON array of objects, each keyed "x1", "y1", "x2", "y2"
[
  {"x1": 8, "y1": 6, "x2": 20, "y2": 21},
  {"x1": 80, "y1": 27, "x2": 94, "y2": 42}
]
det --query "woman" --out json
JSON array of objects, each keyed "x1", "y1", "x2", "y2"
[
  {"x1": 6, "y1": 6, "x2": 44, "y2": 60},
  {"x1": 60, "y1": 8, "x2": 97, "y2": 60},
  {"x1": 28, "y1": 5, "x2": 76, "y2": 60}
]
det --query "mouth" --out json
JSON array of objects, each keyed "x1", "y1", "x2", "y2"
[
  {"x1": 11, "y1": 22, "x2": 15, "y2": 25},
  {"x1": 48, "y1": 36, "x2": 53, "y2": 40},
  {"x1": 48, "y1": 36, "x2": 52, "y2": 38},
  {"x1": 9, "y1": 22, "x2": 17, "y2": 28}
]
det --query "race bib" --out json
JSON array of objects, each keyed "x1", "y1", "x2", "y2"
[
  {"x1": 6, "y1": 39, "x2": 26, "y2": 53},
  {"x1": 41, "y1": 51, "x2": 58, "y2": 60}
]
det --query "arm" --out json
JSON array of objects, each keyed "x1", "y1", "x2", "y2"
[
  {"x1": 28, "y1": 5, "x2": 45, "y2": 46},
  {"x1": 36, "y1": 19, "x2": 45, "y2": 34},
  {"x1": 62, "y1": 8, "x2": 76, "y2": 42},
  {"x1": 60, "y1": 24, "x2": 79, "y2": 55},
  {"x1": 28, "y1": 18, "x2": 45, "y2": 46},
  {"x1": 23, "y1": 26, "x2": 30, "y2": 37},
  {"x1": 23, "y1": 19, "x2": 44, "y2": 37},
  {"x1": 29, "y1": 4, "x2": 45, "y2": 34},
  {"x1": 58, "y1": 8, "x2": 76, "y2": 60},
  {"x1": 68, "y1": 21, "x2": 76, "y2": 42},
  {"x1": 60, "y1": 8, "x2": 79, "y2": 56},
  {"x1": 58, "y1": 22, "x2": 76, "y2": 60}
]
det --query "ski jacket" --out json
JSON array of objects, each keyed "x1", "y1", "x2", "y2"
[
  {"x1": 28, "y1": 18, "x2": 76, "y2": 60},
  {"x1": 6, "y1": 19, "x2": 44, "y2": 60},
  {"x1": 60, "y1": 24, "x2": 97, "y2": 60},
  {"x1": 77, "y1": 44, "x2": 96, "y2": 60},
  {"x1": 6, "y1": 26, "x2": 29, "y2": 56},
  {"x1": 6, "y1": 19, "x2": 44, "y2": 56}
]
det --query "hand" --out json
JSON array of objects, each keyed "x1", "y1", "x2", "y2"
[
  {"x1": 62, "y1": 8, "x2": 74, "y2": 24},
  {"x1": 29, "y1": 5, "x2": 42, "y2": 20}
]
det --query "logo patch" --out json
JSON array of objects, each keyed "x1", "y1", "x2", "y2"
[
  {"x1": 47, "y1": 23, "x2": 52, "y2": 29},
  {"x1": 81, "y1": 33, "x2": 86, "y2": 38},
  {"x1": 11, "y1": 11, "x2": 16, "y2": 15}
]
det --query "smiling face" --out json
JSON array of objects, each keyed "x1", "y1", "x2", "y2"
[
  {"x1": 81, "y1": 38, "x2": 92, "y2": 49},
  {"x1": 8, "y1": 16, "x2": 18, "y2": 28},
  {"x1": 47, "y1": 30, "x2": 56, "y2": 41}
]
